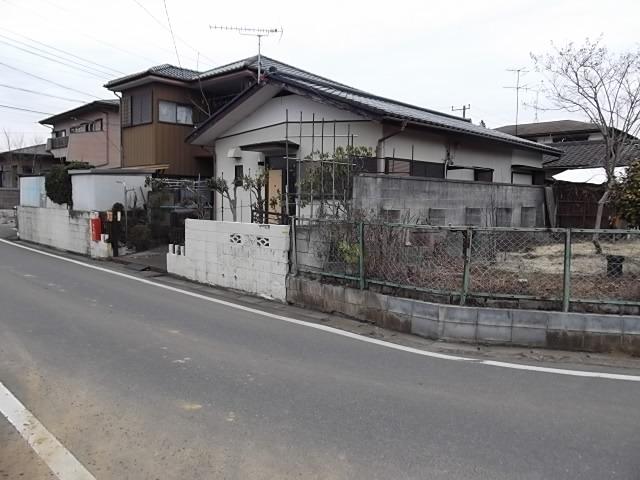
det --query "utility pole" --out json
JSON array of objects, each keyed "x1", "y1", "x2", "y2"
[
  {"x1": 210, "y1": 25, "x2": 283, "y2": 83},
  {"x1": 504, "y1": 68, "x2": 529, "y2": 135},
  {"x1": 451, "y1": 104, "x2": 471, "y2": 119}
]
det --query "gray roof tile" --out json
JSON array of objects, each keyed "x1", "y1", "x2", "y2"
[
  {"x1": 496, "y1": 120, "x2": 599, "y2": 137},
  {"x1": 543, "y1": 140, "x2": 640, "y2": 169}
]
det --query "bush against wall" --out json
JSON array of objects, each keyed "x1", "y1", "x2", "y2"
[
  {"x1": 44, "y1": 162, "x2": 92, "y2": 207},
  {"x1": 612, "y1": 159, "x2": 640, "y2": 227}
]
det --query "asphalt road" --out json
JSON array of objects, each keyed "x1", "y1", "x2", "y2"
[{"x1": 0, "y1": 236, "x2": 639, "y2": 479}]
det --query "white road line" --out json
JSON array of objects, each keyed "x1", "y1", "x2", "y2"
[
  {"x1": 2, "y1": 238, "x2": 640, "y2": 383},
  {"x1": 0, "y1": 381, "x2": 96, "y2": 480}
]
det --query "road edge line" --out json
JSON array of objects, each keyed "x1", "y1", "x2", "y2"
[
  {"x1": 2, "y1": 238, "x2": 640, "y2": 382},
  {"x1": 0, "y1": 381, "x2": 96, "y2": 480}
]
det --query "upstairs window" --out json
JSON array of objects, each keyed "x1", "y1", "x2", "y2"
[
  {"x1": 158, "y1": 100, "x2": 193, "y2": 125},
  {"x1": 70, "y1": 119, "x2": 103, "y2": 134},
  {"x1": 122, "y1": 92, "x2": 152, "y2": 127}
]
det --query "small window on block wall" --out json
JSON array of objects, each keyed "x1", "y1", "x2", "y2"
[
  {"x1": 234, "y1": 165, "x2": 243, "y2": 187},
  {"x1": 474, "y1": 169, "x2": 493, "y2": 182}
]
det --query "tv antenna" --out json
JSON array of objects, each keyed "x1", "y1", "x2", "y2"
[
  {"x1": 504, "y1": 68, "x2": 529, "y2": 135},
  {"x1": 210, "y1": 25, "x2": 283, "y2": 82},
  {"x1": 452, "y1": 104, "x2": 471, "y2": 119}
]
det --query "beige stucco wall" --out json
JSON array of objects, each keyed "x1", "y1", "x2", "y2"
[{"x1": 48, "y1": 110, "x2": 121, "y2": 169}]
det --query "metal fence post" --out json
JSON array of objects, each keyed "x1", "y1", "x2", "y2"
[
  {"x1": 358, "y1": 221, "x2": 365, "y2": 290},
  {"x1": 291, "y1": 217, "x2": 298, "y2": 276},
  {"x1": 562, "y1": 228, "x2": 572, "y2": 312},
  {"x1": 460, "y1": 228, "x2": 473, "y2": 305}
]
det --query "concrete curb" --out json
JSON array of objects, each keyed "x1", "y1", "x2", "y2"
[{"x1": 287, "y1": 276, "x2": 640, "y2": 355}]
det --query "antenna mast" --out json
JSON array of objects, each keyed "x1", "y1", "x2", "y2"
[
  {"x1": 504, "y1": 68, "x2": 529, "y2": 135},
  {"x1": 210, "y1": 25, "x2": 283, "y2": 82},
  {"x1": 452, "y1": 104, "x2": 471, "y2": 119}
]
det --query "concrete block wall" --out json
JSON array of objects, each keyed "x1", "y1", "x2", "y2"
[
  {"x1": 287, "y1": 276, "x2": 640, "y2": 355},
  {"x1": 167, "y1": 220, "x2": 290, "y2": 301},
  {"x1": 17, "y1": 204, "x2": 112, "y2": 257},
  {"x1": 0, "y1": 188, "x2": 19, "y2": 209},
  {"x1": 353, "y1": 174, "x2": 546, "y2": 227}
]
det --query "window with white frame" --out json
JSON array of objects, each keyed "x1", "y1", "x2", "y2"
[
  {"x1": 70, "y1": 119, "x2": 103, "y2": 134},
  {"x1": 158, "y1": 100, "x2": 193, "y2": 125}
]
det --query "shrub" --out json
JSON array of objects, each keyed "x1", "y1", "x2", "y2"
[
  {"x1": 44, "y1": 162, "x2": 92, "y2": 206},
  {"x1": 127, "y1": 224, "x2": 152, "y2": 252},
  {"x1": 611, "y1": 159, "x2": 640, "y2": 227}
]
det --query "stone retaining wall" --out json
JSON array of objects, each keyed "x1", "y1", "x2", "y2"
[{"x1": 287, "y1": 276, "x2": 640, "y2": 355}]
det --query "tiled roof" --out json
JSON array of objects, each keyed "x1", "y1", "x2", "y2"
[
  {"x1": 39, "y1": 99, "x2": 119, "y2": 125},
  {"x1": 269, "y1": 73, "x2": 560, "y2": 155},
  {"x1": 107, "y1": 55, "x2": 560, "y2": 154},
  {"x1": 543, "y1": 140, "x2": 640, "y2": 169},
  {"x1": 0, "y1": 143, "x2": 49, "y2": 156},
  {"x1": 105, "y1": 64, "x2": 200, "y2": 87},
  {"x1": 496, "y1": 120, "x2": 599, "y2": 137},
  {"x1": 107, "y1": 55, "x2": 366, "y2": 90}
]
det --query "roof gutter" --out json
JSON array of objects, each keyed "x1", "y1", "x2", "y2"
[
  {"x1": 376, "y1": 120, "x2": 407, "y2": 173},
  {"x1": 389, "y1": 117, "x2": 562, "y2": 156}
]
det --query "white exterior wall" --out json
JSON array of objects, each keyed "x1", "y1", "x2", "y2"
[
  {"x1": 17, "y1": 203, "x2": 112, "y2": 257},
  {"x1": 71, "y1": 173, "x2": 149, "y2": 212},
  {"x1": 19, "y1": 176, "x2": 46, "y2": 207},
  {"x1": 167, "y1": 220, "x2": 290, "y2": 301},
  {"x1": 211, "y1": 94, "x2": 545, "y2": 219},
  {"x1": 214, "y1": 95, "x2": 381, "y2": 221}
]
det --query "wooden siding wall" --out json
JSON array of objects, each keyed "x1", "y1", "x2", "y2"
[{"x1": 121, "y1": 82, "x2": 213, "y2": 176}]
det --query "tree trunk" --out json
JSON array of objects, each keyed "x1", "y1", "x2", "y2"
[{"x1": 592, "y1": 188, "x2": 610, "y2": 254}]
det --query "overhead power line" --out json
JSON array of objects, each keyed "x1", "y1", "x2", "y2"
[
  {"x1": 1, "y1": 0, "x2": 161, "y2": 65},
  {"x1": 162, "y1": 0, "x2": 181, "y2": 68},
  {"x1": 0, "y1": 37, "x2": 111, "y2": 80},
  {"x1": 0, "y1": 28, "x2": 125, "y2": 76},
  {"x1": 0, "y1": 83, "x2": 85, "y2": 103},
  {"x1": 0, "y1": 104, "x2": 53, "y2": 115},
  {"x1": 0, "y1": 61, "x2": 102, "y2": 99},
  {"x1": 131, "y1": 0, "x2": 216, "y2": 67}
]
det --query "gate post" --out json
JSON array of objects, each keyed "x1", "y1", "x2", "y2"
[
  {"x1": 460, "y1": 228, "x2": 473, "y2": 305},
  {"x1": 562, "y1": 228, "x2": 572, "y2": 312}
]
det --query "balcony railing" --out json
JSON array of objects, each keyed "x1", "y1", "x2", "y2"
[{"x1": 47, "y1": 136, "x2": 69, "y2": 150}]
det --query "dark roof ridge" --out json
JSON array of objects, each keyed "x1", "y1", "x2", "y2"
[
  {"x1": 268, "y1": 70, "x2": 470, "y2": 123},
  {"x1": 253, "y1": 56, "x2": 359, "y2": 90},
  {"x1": 197, "y1": 56, "x2": 255, "y2": 78}
]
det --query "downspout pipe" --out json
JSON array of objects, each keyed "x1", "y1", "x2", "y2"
[{"x1": 376, "y1": 120, "x2": 407, "y2": 173}]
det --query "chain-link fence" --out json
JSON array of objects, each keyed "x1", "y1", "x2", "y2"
[
  {"x1": 292, "y1": 219, "x2": 640, "y2": 312},
  {"x1": 570, "y1": 230, "x2": 640, "y2": 304}
]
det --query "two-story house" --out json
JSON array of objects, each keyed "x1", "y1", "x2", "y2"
[
  {"x1": 107, "y1": 56, "x2": 561, "y2": 223},
  {"x1": 105, "y1": 64, "x2": 258, "y2": 176},
  {"x1": 496, "y1": 120, "x2": 640, "y2": 177},
  {"x1": 39, "y1": 99, "x2": 121, "y2": 169},
  {"x1": 0, "y1": 144, "x2": 54, "y2": 188}
]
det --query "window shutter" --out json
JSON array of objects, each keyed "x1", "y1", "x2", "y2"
[
  {"x1": 141, "y1": 91, "x2": 152, "y2": 124},
  {"x1": 121, "y1": 96, "x2": 131, "y2": 127}
]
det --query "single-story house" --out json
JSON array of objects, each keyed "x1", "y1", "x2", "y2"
[{"x1": 183, "y1": 56, "x2": 561, "y2": 220}]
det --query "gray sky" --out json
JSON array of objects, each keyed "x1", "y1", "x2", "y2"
[{"x1": 1, "y1": 0, "x2": 639, "y2": 150}]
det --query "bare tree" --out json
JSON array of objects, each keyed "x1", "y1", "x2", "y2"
[
  {"x1": 532, "y1": 38, "x2": 640, "y2": 249},
  {"x1": 1, "y1": 129, "x2": 26, "y2": 187}
]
